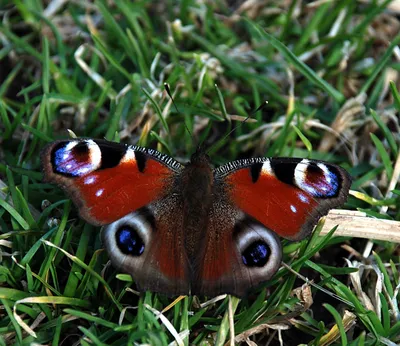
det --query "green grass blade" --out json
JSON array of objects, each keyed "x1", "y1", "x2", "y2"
[{"x1": 247, "y1": 20, "x2": 345, "y2": 104}]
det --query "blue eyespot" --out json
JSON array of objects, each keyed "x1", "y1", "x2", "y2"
[
  {"x1": 323, "y1": 170, "x2": 339, "y2": 197},
  {"x1": 52, "y1": 142, "x2": 92, "y2": 177},
  {"x1": 312, "y1": 170, "x2": 339, "y2": 198},
  {"x1": 116, "y1": 226, "x2": 145, "y2": 256},
  {"x1": 303, "y1": 164, "x2": 340, "y2": 198},
  {"x1": 242, "y1": 241, "x2": 270, "y2": 267}
]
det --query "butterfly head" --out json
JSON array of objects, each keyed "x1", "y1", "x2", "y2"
[{"x1": 189, "y1": 145, "x2": 211, "y2": 167}]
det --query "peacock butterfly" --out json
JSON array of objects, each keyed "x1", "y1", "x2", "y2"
[{"x1": 41, "y1": 138, "x2": 351, "y2": 297}]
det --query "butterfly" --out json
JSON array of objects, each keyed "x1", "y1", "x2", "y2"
[{"x1": 41, "y1": 138, "x2": 351, "y2": 297}]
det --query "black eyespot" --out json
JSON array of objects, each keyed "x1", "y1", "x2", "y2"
[
  {"x1": 73, "y1": 142, "x2": 89, "y2": 154},
  {"x1": 242, "y1": 241, "x2": 270, "y2": 267},
  {"x1": 116, "y1": 226, "x2": 145, "y2": 256},
  {"x1": 307, "y1": 162, "x2": 321, "y2": 174}
]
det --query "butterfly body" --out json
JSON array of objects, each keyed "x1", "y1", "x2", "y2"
[
  {"x1": 41, "y1": 139, "x2": 351, "y2": 297},
  {"x1": 180, "y1": 150, "x2": 214, "y2": 260}
]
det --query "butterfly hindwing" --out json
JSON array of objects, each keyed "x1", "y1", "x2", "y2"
[
  {"x1": 102, "y1": 199, "x2": 190, "y2": 296},
  {"x1": 214, "y1": 157, "x2": 351, "y2": 241},
  {"x1": 193, "y1": 198, "x2": 282, "y2": 297},
  {"x1": 41, "y1": 139, "x2": 182, "y2": 225}
]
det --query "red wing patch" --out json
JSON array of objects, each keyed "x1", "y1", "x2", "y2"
[
  {"x1": 218, "y1": 158, "x2": 351, "y2": 241},
  {"x1": 226, "y1": 168, "x2": 318, "y2": 239},
  {"x1": 41, "y1": 139, "x2": 180, "y2": 225},
  {"x1": 74, "y1": 159, "x2": 174, "y2": 224}
]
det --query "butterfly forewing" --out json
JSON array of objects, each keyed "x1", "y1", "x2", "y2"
[
  {"x1": 214, "y1": 157, "x2": 351, "y2": 241},
  {"x1": 41, "y1": 139, "x2": 182, "y2": 225}
]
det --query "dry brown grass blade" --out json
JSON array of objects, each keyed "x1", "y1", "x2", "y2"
[
  {"x1": 321, "y1": 210, "x2": 400, "y2": 242},
  {"x1": 318, "y1": 310, "x2": 357, "y2": 346}
]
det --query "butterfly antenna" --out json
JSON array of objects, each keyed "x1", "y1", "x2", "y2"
[
  {"x1": 164, "y1": 83, "x2": 194, "y2": 141},
  {"x1": 206, "y1": 101, "x2": 268, "y2": 155}
]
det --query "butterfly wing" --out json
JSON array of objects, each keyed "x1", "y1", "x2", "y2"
[
  {"x1": 214, "y1": 157, "x2": 351, "y2": 241},
  {"x1": 193, "y1": 199, "x2": 282, "y2": 297},
  {"x1": 42, "y1": 139, "x2": 190, "y2": 295},
  {"x1": 41, "y1": 139, "x2": 182, "y2": 225},
  {"x1": 191, "y1": 157, "x2": 350, "y2": 297},
  {"x1": 102, "y1": 199, "x2": 190, "y2": 296}
]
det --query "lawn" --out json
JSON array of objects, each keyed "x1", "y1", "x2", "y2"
[{"x1": 0, "y1": 1, "x2": 400, "y2": 345}]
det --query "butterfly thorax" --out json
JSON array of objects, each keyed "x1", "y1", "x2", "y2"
[{"x1": 181, "y1": 151, "x2": 214, "y2": 260}]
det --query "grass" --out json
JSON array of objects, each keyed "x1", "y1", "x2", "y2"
[{"x1": 1, "y1": 0, "x2": 400, "y2": 345}]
